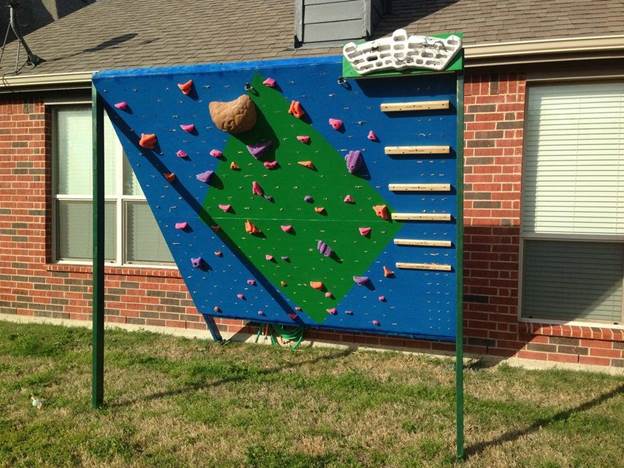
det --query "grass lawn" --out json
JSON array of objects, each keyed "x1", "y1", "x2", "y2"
[{"x1": 0, "y1": 321, "x2": 623, "y2": 467}]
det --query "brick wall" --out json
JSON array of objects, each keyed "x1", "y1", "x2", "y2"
[{"x1": 0, "y1": 74, "x2": 623, "y2": 368}]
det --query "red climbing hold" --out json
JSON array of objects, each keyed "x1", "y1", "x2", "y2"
[
  {"x1": 288, "y1": 100, "x2": 305, "y2": 119},
  {"x1": 114, "y1": 101, "x2": 129, "y2": 111},
  {"x1": 262, "y1": 77, "x2": 276, "y2": 88},
  {"x1": 177, "y1": 79, "x2": 193, "y2": 95},
  {"x1": 296, "y1": 135, "x2": 310, "y2": 144},
  {"x1": 164, "y1": 172, "x2": 176, "y2": 182},
  {"x1": 139, "y1": 133, "x2": 157, "y2": 149},
  {"x1": 180, "y1": 123, "x2": 195, "y2": 133},
  {"x1": 328, "y1": 118, "x2": 343, "y2": 130},
  {"x1": 176, "y1": 149, "x2": 188, "y2": 158},
  {"x1": 309, "y1": 281, "x2": 324, "y2": 290},
  {"x1": 373, "y1": 204, "x2": 390, "y2": 220},
  {"x1": 251, "y1": 181, "x2": 264, "y2": 196},
  {"x1": 209, "y1": 149, "x2": 223, "y2": 158},
  {"x1": 358, "y1": 227, "x2": 372, "y2": 236},
  {"x1": 263, "y1": 160, "x2": 279, "y2": 170}
]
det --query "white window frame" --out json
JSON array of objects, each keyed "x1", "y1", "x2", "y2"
[
  {"x1": 50, "y1": 102, "x2": 176, "y2": 269},
  {"x1": 518, "y1": 77, "x2": 624, "y2": 329}
]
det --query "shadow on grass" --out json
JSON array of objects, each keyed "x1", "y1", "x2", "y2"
[
  {"x1": 106, "y1": 347, "x2": 354, "y2": 409},
  {"x1": 466, "y1": 383, "x2": 624, "y2": 458}
]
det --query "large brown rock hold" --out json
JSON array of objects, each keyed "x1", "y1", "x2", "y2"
[{"x1": 208, "y1": 94, "x2": 257, "y2": 134}]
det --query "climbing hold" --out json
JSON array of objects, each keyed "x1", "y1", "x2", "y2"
[
  {"x1": 378, "y1": 295, "x2": 386, "y2": 302},
  {"x1": 236, "y1": 293, "x2": 245, "y2": 300},
  {"x1": 190, "y1": 257, "x2": 203, "y2": 268},
  {"x1": 345, "y1": 150, "x2": 363, "y2": 174},
  {"x1": 138, "y1": 133, "x2": 157, "y2": 149},
  {"x1": 326, "y1": 308, "x2": 337, "y2": 315},
  {"x1": 164, "y1": 172, "x2": 176, "y2": 182},
  {"x1": 114, "y1": 101, "x2": 129, "y2": 111},
  {"x1": 262, "y1": 77, "x2": 276, "y2": 88},
  {"x1": 294, "y1": 306, "x2": 302, "y2": 311},
  {"x1": 280, "y1": 280, "x2": 287, "y2": 287},
  {"x1": 263, "y1": 160, "x2": 279, "y2": 170},
  {"x1": 280, "y1": 225, "x2": 293, "y2": 233},
  {"x1": 372, "y1": 319, "x2": 380, "y2": 326},
  {"x1": 288, "y1": 100, "x2": 305, "y2": 119},
  {"x1": 214, "y1": 250, "x2": 223, "y2": 257},
  {"x1": 251, "y1": 181, "x2": 264, "y2": 196},
  {"x1": 297, "y1": 160, "x2": 315, "y2": 170},
  {"x1": 180, "y1": 123, "x2": 196, "y2": 133},
  {"x1": 211, "y1": 225, "x2": 221, "y2": 232},
  {"x1": 177, "y1": 79, "x2": 193, "y2": 95},
  {"x1": 373, "y1": 204, "x2": 390, "y2": 220},
  {"x1": 353, "y1": 276, "x2": 369, "y2": 285},
  {"x1": 328, "y1": 118, "x2": 343, "y2": 130},
  {"x1": 309, "y1": 281, "x2": 324, "y2": 290},
  {"x1": 288, "y1": 312, "x2": 298, "y2": 320},
  {"x1": 209, "y1": 94, "x2": 257, "y2": 134},
  {"x1": 314, "y1": 206, "x2": 326, "y2": 214},
  {"x1": 280, "y1": 256, "x2": 290, "y2": 261},
  {"x1": 247, "y1": 140, "x2": 273, "y2": 159},
  {"x1": 229, "y1": 161, "x2": 240, "y2": 170},
  {"x1": 367, "y1": 130, "x2": 378, "y2": 141},
  {"x1": 209, "y1": 149, "x2": 223, "y2": 158},
  {"x1": 317, "y1": 240, "x2": 332, "y2": 257},
  {"x1": 257, "y1": 310, "x2": 265, "y2": 316},
  {"x1": 304, "y1": 195, "x2": 313, "y2": 203},
  {"x1": 176, "y1": 149, "x2": 188, "y2": 158},
  {"x1": 324, "y1": 291, "x2": 333, "y2": 298},
  {"x1": 358, "y1": 226, "x2": 372, "y2": 236},
  {"x1": 174, "y1": 222, "x2": 188, "y2": 230},
  {"x1": 218, "y1": 204, "x2": 231, "y2": 212},
  {"x1": 343, "y1": 194, "x2": 354, "y2": 204},
  {"x1": 296, "y1": 135, "x2": 310, "y2": 144},
  {"x1": 345, "y1": 310, "x2": 353, "y2": 315},
  {"x1": 213, "y1": 306, "x2": 222, "y2": 313},
  {"x1": 244, "y1": 220, "x2": 260, "y2": 235},
  {"x1": 383, "y1": 266, "x2": 394, "y2": 278},
  {"x1": 247, "y1": 279, "x2": 256, "y2": 286},
  {"x1": 265, "y1": 254, "x2": 274, "y2": 261},
  {"x1": 264, "y1": 195, "x2": 274, "y2": 202},
  {"x1": 195, "y1": 170, "x2": 214, "y2": 183}
]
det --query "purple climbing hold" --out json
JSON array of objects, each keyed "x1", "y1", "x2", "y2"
[
  {"x1": 378, "y1": 295, "x2": 386, "y2": 302},
  {"x1": 236, "y1": 293, "x2": 245, "y2": 300},
  {"x1": 345, "y1": 310, "x2": 353, "y2": 315},
  {"x1": 191, "y1": 257, "x2": 203, "y2": 268},
  {"x1": 114, "y1": 101, "x2": 129, "y2": 111},
  {"x1": 176, "y1": 149, "x2": 188, "y2": 158},
  {"x1": 180, "y1": 123, "x2": 195, "y2": 133},
  {"x1": 372, "y1": 319, "x2": 380, "y2": 326},
  {"x1": 345, "y1": 150, "x2": 363, "y2": 174},
  {"x1": 317, "y1": 240, "x2": 332, "y2": 257},
  {"x1": 304, "y1": 195, "x2": 313, "y2": 203},
  {"x1": 196, "y1": 170, "x2": 214, "y2": 183},
  {"x1": 257, "y1": 310, "x2": 265, "y2": 316},
  {"x1": 353, "y1": 276, "x2": 369, "y2": 285},
  {"x1": 246, "y1": 140, "x2": 272, "y2": 159},
  {"x1": 247, "y1": 279, "x2": 256, "y2": 286}
]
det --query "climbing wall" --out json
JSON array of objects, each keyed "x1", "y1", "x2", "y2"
[{"x1": 93, "y1": 56, "x2": 461, "y2": 341}]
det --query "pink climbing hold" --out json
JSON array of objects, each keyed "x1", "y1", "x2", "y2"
[
  {"x1": 343, "y1": 194, "x2": 354, "y2": 204},
  {"x1": 209, "y1": 149, "x2": 223, "y2": 158},
  {"x1": 195, "y1": 170, "x2": 214, "y2": 183},
  {"x1": 326, "y1": 308, "x2": 337, "y2": 315},
  {"x1": 328, "y1": 118, "x2": 343, "y2": 130},
  {"x1": 236, "y1": 293, "x2": 245, "y2": 300},
  {"x1": 378, "y1": 295, "x2": 386, "y2": 302},
  {"x1": 247, "y1": 140, "x2": 272, "y2": 159},
  {"x1": 324, "y1": 291, "x2": 333, "y2": 298},
  {"x1": 218, "y1": 204, "x2": 232, "y2": 212},
  {"x1": 345, "y1": 150, "x2": 363, "y2": 174},
  {"x1": 359, "y1": 227, "x2": 372, "y2": 236},
  {"x1": 296, "y1": 135, "x2": 310, "y2": 144},
  {"x1": 353, "y1": 276, "x2": 369, "y2": 285},
  {"x1": 114, "y1": 101, "x2": 129, "y2": 111},
  {"x1": 190, "y1": 257, "x2": 203, "y2": 268},
  {"x1": 174, "y1": 222, "x2": 188, "y2": 230},
  {"x1": 367, "y1": 130, "x2": 378, "y2": 141},
  {"x1": 252, "y1": 181, "x2": 264, "y2": 196},
  {"x1": 280, "y1": 225, "x2": 293, "y2": 233},
  {"x1": 372, "y1": 319, "x2": 380, "y2": 326},
  {"x1": 247, "y1": 279, "x2": 256, "y2": 286},
  {"x1": 265, "y1": 254, "x2": 274, "y2": 261},
  {"x1": 177, "y1": 79, "x2": 193, "y2": 95},
  {"x1": 262, "y1": 77, "x2": 276, "y2": 88},
  {"x1": 176, "y1": 149, "x2": 188, "y2": 158},
  {"x1": 180, "y1": 123, "x2": 195, "y2": 133},
  {"x1": 317, "y1": 240, "x2": 332, "y2": 257},
  {"x1": 263, "y1": 160, "x2": 279, "y2": 170}
]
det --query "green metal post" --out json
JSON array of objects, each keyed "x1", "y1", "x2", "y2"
[
  {"x1": 455, "y1": 66, "x2": 465, "y2": 460},
  {"x1": 91, "y1": 83, "x2": 105, "y2": 409}
]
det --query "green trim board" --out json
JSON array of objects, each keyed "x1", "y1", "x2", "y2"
[{"x1": 342, "y1": 32, "x2": 464, "y2": 80}]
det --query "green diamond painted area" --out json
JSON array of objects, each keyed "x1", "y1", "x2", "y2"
[{"x1": 203, "y1": 75, "x2": 401, "y2": 323}]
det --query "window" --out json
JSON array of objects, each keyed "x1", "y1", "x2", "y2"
[
  {"x1": 520, "y1": 82, "x2": 624, "y2": 325},
  {"x1": 52, "y1": 105, "x2": 173, "y2": 266}
]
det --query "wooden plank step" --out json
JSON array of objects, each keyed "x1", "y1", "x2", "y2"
[
  {"x1": 396, "y1": 262, "x2": 452, "y2": 272},
  {"x1": 394, "y1": 238, "x2": 453, "y2": 247},
  {"x1": 388, "y1": 183, "x2": 451, "y2": 192},
  {"x1": 385, "y1": 146, "x2": 450, "y2": 155},
  {"x1": 391, "y1": 212, "x2": 452, "y2": 222},
  {"x1": 380, "y1": 100, "x2": 450, "y2": 112}
]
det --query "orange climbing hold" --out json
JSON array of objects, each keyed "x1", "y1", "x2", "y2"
[
  {"x1": 139, "y1": 133, "x2": 157, "y2": 149},
  {"x1": 244, "y1": 220, "x2": 260, "y2": 235},
  {"x1": 309, "y1": 281, "x2": 324, "y2": 290},
  {"x1": 164, "y1": 172, "x2": 176, "y2": 182},
  {"x1": 177, "y1": 79, "x2": 193, "y2": 95},
  {"x1": 314, "y1": 207, "x2": 326, "y2": 214},
  {"x1": 297, "y1": 160, "x2": 315, "y2": 169},
  {"x1": 373, "y1": 204, "x2": 390, "y2": 220},
  {"x1": 230, "y1": 161, "x2": 240, "y2": 170},
  {"x1": 383, "y1": 266, "x2": 394, "y2": 278},
  {"x1": 288, "y1": 100, "x2": 305, "y2": 119}
]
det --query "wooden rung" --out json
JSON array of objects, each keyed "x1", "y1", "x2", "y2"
[
  {"x1": 391, "y1": 212, "x2": 452, "y2": 222},
  {"x1": 394, "y1": 238, "x2": 453, "y2": 247},
  {"x1": 380, "y1": 100, "x2": 450, "y2": 112},
  {"x1": 388, "y1": 183, "x2": 451, "y2": 192},
  {"x1": 396, "y1": 262, "x2": 452, "y2": 272},
  {"x1": 385, "y1": 146, "x2": 450, "y2": 155}
]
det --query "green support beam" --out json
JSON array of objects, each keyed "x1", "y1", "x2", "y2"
[{"x1": 91, "y1": 84, "x2": 105, "y2": 409}]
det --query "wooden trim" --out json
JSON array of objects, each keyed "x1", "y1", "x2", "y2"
[
  {"x1": 380, "y1": 100, "x2": 450, "y2": 112},
  {"x1": 394, "y1": 238, "x2": 453, "y2": 247},
  {"x1": 388, "y1": 183, "x2": 451, "y2": 192},
  {"x1": 395, "y1": 262, "x2": 452, "y2": 271},
  {"x1": 391, "y1": 212, "x2": 452, "y2": 221},
  {"x1": 385, "y1": 145, "x2": 450, "y2": 155}
]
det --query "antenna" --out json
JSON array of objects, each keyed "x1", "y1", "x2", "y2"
[{"x1": 0, "y1": 0, "x2": 44, "y2": 73}]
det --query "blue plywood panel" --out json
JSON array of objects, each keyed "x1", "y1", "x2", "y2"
[{"x1": 93, "y1": 56, "x2": 460, "y2": 341}]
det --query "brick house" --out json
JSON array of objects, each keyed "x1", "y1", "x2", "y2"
[{"x1": 1, "y1": 0, "x2": 624, "y2": 369}]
